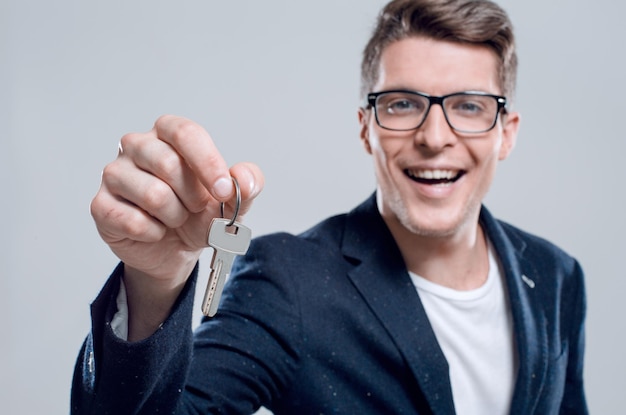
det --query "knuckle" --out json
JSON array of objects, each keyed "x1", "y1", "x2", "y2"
[
  {"x1": 89, "y1": 193, "x2": 107, "y2": 222},
  {"x1": 171, "y1": 119, "x2": 203, "y2": 147},
  {"x1": 204, "y1": 149, "x2": 222, "y2": 167},
  {"x1": 119, "y1": 132, "x2": 141, "y2": 152},
  {"x1": 154, "y1": 114, "x2": 174, "y2": 128},
  {"x1": 101, "y1": 162, "x2": 123, "y2": 184},
  {"x1": 153, "y1": 151, "x2": 181, "y2": 182},
  {"x1": 120, "y1": 211, "x2": 154, "y2": 239},
  {"x1": 91, "y1": 198, "x2": 125, "y2": 227},
  {"x1": 90, "y1": 189, "x2": 166, "y2": 242},
  {"x1": 90, "y1": 200, "x2": 141, "y2": 240},
  {"x1": 142, "y1": 180, "x2": 172, "y2": 212},
  {"x1": 168, "y1": 210, "x2": 189, "y2": 229}
]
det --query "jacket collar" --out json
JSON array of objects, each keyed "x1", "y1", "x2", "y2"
[{"x1": 341, "y1": 194, "x2": 548, "y2": 414}]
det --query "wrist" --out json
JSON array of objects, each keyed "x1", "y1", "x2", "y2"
[{"x1": 122, "y1": 263, "x2": 193, "y2": 341}]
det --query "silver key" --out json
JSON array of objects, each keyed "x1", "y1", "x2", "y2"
[{"x1": 201, "y1": 217, "x2": 251, "y2": 317}]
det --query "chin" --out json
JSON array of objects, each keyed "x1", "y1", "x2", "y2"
[
  {"x1": 400, "y1": 215, "x2": 461, "y2": 238},
  {"x1": 377, "y1": 187, "x2": 480, "y2": 240},
  {"x1": 396, "y1": 199, "x2": 477, "y2": 240}
]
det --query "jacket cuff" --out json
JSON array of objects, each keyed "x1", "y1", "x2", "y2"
[{"x1": 90, "y1": 262, "x2": 198, "y2": 384}]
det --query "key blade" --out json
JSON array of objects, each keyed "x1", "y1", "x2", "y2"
[
  {"x1": 201, "y1": 258, "x2": 222, "y2": 316},
  {"x1": 201, "y1": 249, "x2": 237, "y2": 317}
]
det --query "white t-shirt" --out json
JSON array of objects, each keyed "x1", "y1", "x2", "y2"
[{"x1": 408, "y1": 244, "x2": 517, "y2": 415}]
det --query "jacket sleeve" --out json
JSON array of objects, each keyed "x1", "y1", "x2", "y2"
[
  {"x1": 70, "y1": 262, "x2": 197, "y2": 415},
  {"x1": 560, "y1": 259, "x2": 588, "y2": 414},
  {"x1": 71, "y1": 235, "x2": 303, "y2": 414}
]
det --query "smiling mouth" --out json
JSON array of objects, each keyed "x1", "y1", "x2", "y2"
[{"x1": 405, "y1": 169, "x2": 465, "y2": 186}]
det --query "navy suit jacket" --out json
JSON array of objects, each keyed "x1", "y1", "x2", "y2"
[{"x1": 72, "y1": 194, "x2": 587, "y2": 414}]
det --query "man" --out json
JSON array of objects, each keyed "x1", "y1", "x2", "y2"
[{"x1": 72, "y1": 0, "x2": 588, "y2": 413}]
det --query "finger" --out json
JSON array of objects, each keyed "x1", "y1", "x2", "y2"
[
  {"x1": 101, "y1": 158, "x2": 190, "y2": 229},
  {"x1": 119, "y1": 131, "x2": 213, "y2": 214},
  {"x1": 91, "y1": 185, "x2": 168, "y2": 244},
  {"x1": 153, "y1": 115, "x2": 234, "y2": 202},
  {"x1": 222, "y1": 162, "x2": 265, "y2": 220}
]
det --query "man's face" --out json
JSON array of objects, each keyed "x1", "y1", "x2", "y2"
[{"x1": 359, "y1": 36, "x2": 520, "y2": 242}]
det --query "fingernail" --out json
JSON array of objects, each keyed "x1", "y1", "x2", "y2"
[{"x1": 213, "y1": 177, "x2": 232, "y2": 199}]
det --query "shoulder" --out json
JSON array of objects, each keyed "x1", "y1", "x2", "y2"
[
  {"x1": 498, "y1": 218, "x2": 580, "y2": 273},
  {"x1": 481, "y1": 207, "x2": 582, "y2": 276},
  {"x1": 247, "y1": 213, "x2": 349, "y2": 261},
  {"x1": 483, "y1": 210, "x2": 587, "y2": 322}
]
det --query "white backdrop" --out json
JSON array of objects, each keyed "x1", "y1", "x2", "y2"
[{"x1": 2, "y1": 0, "x2": 624, "y2": 413}]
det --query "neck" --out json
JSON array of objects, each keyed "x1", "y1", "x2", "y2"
[{"x1": 385, "y1": 215, "x2": 490, "y2": 291}]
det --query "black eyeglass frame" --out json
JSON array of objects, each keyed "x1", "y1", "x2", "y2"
[{"x1": 365, "y1": 90, "x2": 508, "y2": 133}]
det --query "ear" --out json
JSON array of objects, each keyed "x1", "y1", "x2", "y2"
[
  {"x1": 358, "y1": 107, "x2": 373, "y2": 155},
  {"x1": 498, "y1": 111, "x2": 520, "y2": 161}
]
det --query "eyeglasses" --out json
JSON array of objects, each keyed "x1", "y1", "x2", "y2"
[{"x1": 366, "y1": 90, "x2": 507, "y2": 133}]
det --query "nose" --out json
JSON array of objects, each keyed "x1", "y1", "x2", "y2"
[{"x1": 413, "y1": 104, "x2": 457, "y2": 152}]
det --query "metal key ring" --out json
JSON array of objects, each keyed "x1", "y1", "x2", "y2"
[{"x1": 220, "y1": 176, "x2": 241, "y2": 227}]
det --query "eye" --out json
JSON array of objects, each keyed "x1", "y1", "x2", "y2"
[
  {"x1": 388, "y1": 99, "x2": 415, "y2": 114},
  {"x1": 448, "y1": 95, "x2": 492, "y2": 116},
  {"x1": 458, "y1": 101, "x2": 483, "y2": 113},
  {"x1": 379, "y1": 94, "x2": 426, "y2": 115},
  {"x1": 454, "y1": 100, "x2": 485, "y2": 114}
]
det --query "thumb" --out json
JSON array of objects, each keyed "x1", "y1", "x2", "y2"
[{"x1": 225, "y1": 162, "x2": 265, "y2": 220}]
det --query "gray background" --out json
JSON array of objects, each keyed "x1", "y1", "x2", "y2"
[{"x1": 2, "y1": 0, "x2": 624, "y2": 413}]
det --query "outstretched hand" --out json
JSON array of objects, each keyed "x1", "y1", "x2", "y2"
[{"x1": 90, "y1": 115, "x2": 264, "y2": 339}]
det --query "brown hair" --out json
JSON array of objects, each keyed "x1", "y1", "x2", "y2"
[{"x1": 361, "y1": 0, "x2": 517, "y2": 101}]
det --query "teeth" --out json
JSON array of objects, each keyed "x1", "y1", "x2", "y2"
[{"x1": 409, "y1": 169, "x2": 458, "y2": 180}]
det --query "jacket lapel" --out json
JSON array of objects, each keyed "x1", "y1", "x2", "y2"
[
  {"x1": 342, "y1": 195, "x2": 456, "y2": 415},
  {"x1": 480, "y1": 208, "x2": 549, "y2": 415}
]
